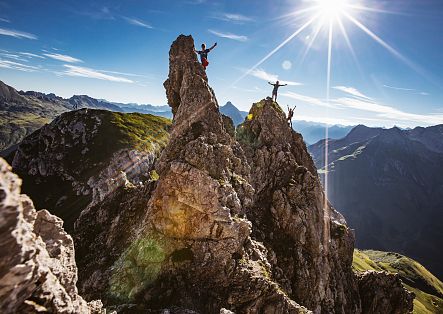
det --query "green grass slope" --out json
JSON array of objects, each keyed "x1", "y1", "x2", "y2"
[
  {"x1": 353, "y1": 250, "x2": 443, "y2": 314},
  {"x1": 13, "y1": 110, "x2": 171, "y2": 231}
]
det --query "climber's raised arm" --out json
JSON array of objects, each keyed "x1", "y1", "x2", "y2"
[{"x1": 209, "y1": 42, "x2": 217, "y2": 51}]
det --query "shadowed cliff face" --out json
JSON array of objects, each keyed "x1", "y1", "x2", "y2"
[{"x1": 0, "y1": 158, "x2": 103, "y2": 314}]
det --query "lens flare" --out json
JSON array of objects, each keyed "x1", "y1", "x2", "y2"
[
  {"x1": 316, "y1": 0, "x2": 349, "y2": 23},
  {"x1": 233, "y1": 0, "x2": 426, "y2": 225}
]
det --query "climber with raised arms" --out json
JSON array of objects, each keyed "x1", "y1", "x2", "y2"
[
  {"x1": 268, "y1": 80, "x2": 287, "y2": 102},
  {"x1": 287, "y1": 105, "x2": 296, "y2": 128},
  {"x1": 195, "y1": 42, "x2": 217, "y2": 70}
]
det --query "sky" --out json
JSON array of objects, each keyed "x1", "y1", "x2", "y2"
[{"x1": 1, "y1": 0, "x2": 443, "y2": 128}]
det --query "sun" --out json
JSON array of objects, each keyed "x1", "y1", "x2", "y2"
[{"x1": 316, "y1": 0, "x2": 350, "y2": 24}]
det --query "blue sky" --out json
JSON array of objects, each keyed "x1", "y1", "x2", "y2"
[{"x1": 1, "y1": 0, "x2": 443, "y2": 127}]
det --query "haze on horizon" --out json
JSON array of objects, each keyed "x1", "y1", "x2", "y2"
[{"x1": 0, "y1": 0, "x2": 442, "y2": 128}]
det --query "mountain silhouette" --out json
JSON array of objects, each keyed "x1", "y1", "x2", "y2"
[{"x1": 309, "y1": 124, "x2": 443, "y2": 280}]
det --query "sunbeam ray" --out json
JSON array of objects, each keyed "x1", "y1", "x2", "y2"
[
  {"x1": 322, "y1": 19, "x2": 334, "y2": 249},
  {"x1": 346, "y1": 4, "x2": 407, "y2": 15},
  {"x1": 337, "y1": 17, "x2": 364, "y2": 77},
  {"x1": 343, "y1": 12, "x2": 426, "y2": 77},
  {"x1": 298, "y1": 20, "x2": 324, "y2": 66},
  {"x1": 232, "y1": 14, "x2": 320, "y2": 86},
  {"x1": 273, "y1": 6, "x2": 320, "y2": 22}
]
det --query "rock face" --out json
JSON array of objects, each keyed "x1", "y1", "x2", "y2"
[
  {"x1": 75, "y1": 34, "x2": 308, "y2": 314},
  {"x1": 72, "y1": 34, "x2": 414, "y2": 314},
  {"x1": 0, "y1": 158, "x2": 102, "y2": 313},
  {"x1": 10, "y1": 109, "x2": 170, "y2": 232},
  {"x1": 236, "y1": 98, "x2": 360, "y2": 313},
  {"x1": 358, "y1": 271, "x2": 414, "y2": 314}
]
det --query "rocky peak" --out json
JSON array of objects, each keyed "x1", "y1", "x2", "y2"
[
  {"x1": 345, "y1": 124, "x2": 384, "y2": 143},
  {"x1": 0, "y1": 158, "x2": 102, "y2": 313},
  {"x1": 237, "y1": 97, "x2": 317, "y2": 175},
  {"x1": 20, "y1": 90, "x2": 62, "y2": 102},
  {"x1": 237, "y1": 98, "x2": 361, "y2": 313},
  {"x1": 11, "y1": 109, "x2": 170, "y2": 232},
  {"x1": 74, "y1": 34, "x2": 309, "y2": 313},
  {"x1": 0, "y1": 80, "x2": 24, "y2": 102},
  {"x1": 224, "y1": 101, "x2": 236, "y2": 109},
  {"x1": 164, "y1": 35, "x2": 208, "y2": 117}
]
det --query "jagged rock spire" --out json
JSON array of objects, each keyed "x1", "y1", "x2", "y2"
[{"x1": 68, "y1": 35, "x2": 413, "y2": 314}]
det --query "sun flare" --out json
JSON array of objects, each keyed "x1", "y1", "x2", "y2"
[{"x1": 316, "y1": 0, "x2": 350, "y2": 23}]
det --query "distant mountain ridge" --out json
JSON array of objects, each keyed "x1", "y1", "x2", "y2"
[
  {"x1": 0, "y1": 80, "x2": 171, "y2": 152},
  {"x1": 293, "y1": 120, "x2": 354, "y2": 145},
  {"x1": 1, "y1": 80, "x2": 354, "y2": 154},
  {"x1": 220, "y1": 101, "x2": 248, "y2": 125},
  {"x1": 309, "y1": 124, "x2": 443, "y2": 280}
]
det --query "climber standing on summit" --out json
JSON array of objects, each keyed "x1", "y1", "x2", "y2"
[
  {"x1": 195, "y1": 42, "x2": 217, "y2": 70},
  {"x1": 268, "y1": 81, "x2": 287, "y2": 102},
  {"x1": 287, "y1": 105, "x2": 296, "y2": 129}
]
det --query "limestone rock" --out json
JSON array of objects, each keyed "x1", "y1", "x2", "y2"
[
  {"x1": 74, "y1": 35, "x2": 308, "y2": 314},
  {"x1": 237, "y1": 98, "x2": 361, "y2": 313},
  {"x1": 0, "y1": 157, "x2": 101, "y2": 313},
  {"x1": 69, "y1": 34, "x2": 416, "y2": 314},
  {"x1": 358, "y1": 270, "x2": 414, "y2": 314}
]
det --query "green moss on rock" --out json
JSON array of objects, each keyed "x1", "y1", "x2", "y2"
[
  {"x1": 353, "y1": 250, "x2": 443, "y2": 314},
  {"x1": 109, "y1": 235, "x2": 168, "y2": 301},
  {"x1": 15, "y1": 110, "x2": 171, "y2": 232}
]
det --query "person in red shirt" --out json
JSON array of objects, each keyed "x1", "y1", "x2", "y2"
[{"x1": 195, "y1": 42, "x2": 217, "y2": 70}]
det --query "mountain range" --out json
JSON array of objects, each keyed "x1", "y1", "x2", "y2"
[
  {"x1": 309, "y1": 124, "x2": 443, "y2": 281},
  {"x1": 0, "y1": 80, "x2": 171, "y2": 153},
  {"x1": 0, "y1": 80, "x2": 352, "y2": 154}
]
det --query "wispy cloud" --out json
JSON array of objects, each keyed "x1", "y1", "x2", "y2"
[
  {"x1": 335, "y1": 97, "x2": 443, "y2": 125},
  {"x1": 333, "y1": 86, "x2": 372, "y2": 100},
  {"x1": 248, "y1": 68, "x2": 302, "y2": 86},
  {"x1": 383, "y1": 84, "x2": 415, "y2": 91},
  {"x1": 62, "y1": 65, "x2": 134, "y2": 83},
  {"x1": 80, "y1": 6, "x2": 115, "y2": 20},
  {"x1": 185, "y1": 0, "x2": 206, "y2": 4},
  {"x1": 282, "y1": 91, "x2": 337, "y2": 108},
  {"x1": 19, "y1": 52, "x2": 46, "y2": 59},
  {"x1": 99, "y1": 69, "x2": 151, "y2": 78},
  {"x1": 208, "y1": 29, "x2": 248, "y2": 42},
  {"x1": 0, "y1": 27, "x2": 37, "y2": 40},
  {"x1": 0, "y1": 53, "x2": 29, "y2": 62},
  {"x1": 0, "y1": 17, "x2": 10, "y2": 23},
  {"x1": 281, "y1": 90, "x2": 443, "y2": 126},
  {"x1": 0, "y1": 59, "x2": 39, "y2": 72},
  {"x1": 383, "y1": 84, "x2": 430, "y2": 96},
  {"x1": 123, "y1": 17, "x2": 153, "y2": 29},
  {"x1": 44, "y1": 53, "x2": 83, "y2": 63},
  {"x1": 213, "y1": 13, "x2": 254, "y2": 23}
]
